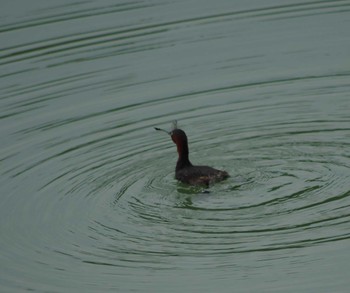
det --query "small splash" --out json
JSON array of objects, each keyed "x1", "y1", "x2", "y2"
[{"x1": 171, "y1": 120, "x2": 178, "y2": 130}]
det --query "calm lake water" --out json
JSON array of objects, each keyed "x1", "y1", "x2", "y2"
[{"x1": 1, "y1": 0, "x2": 350, "y2": 292}]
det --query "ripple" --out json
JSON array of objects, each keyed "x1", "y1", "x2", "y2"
[{"x1": 2, "y1": 78, "x2": 350, "y2": 270}]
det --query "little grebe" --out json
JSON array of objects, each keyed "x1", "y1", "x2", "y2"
[{"x1": 155, "y1": 121, "x2": 229, "y2": 186}]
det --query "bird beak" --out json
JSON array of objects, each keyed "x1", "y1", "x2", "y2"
[
  {"x1": 154, "y1": 120, "x2": 177, "y2": 135},
  {"x1": 154, "y1": 127, "x2": 171, "y2": 135}
]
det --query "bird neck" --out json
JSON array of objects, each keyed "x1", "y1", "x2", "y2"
[{"x1": 175, "y1": 140, "x2": 192, "y2": 170}]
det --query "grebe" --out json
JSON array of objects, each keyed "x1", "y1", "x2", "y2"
[{"x1": 155, "y1": 121, "x2": 229, "y2": 186}]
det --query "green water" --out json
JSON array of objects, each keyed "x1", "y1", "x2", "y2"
[{"x1": 1, "y1": 0, "x2": 350, "y2": 292}]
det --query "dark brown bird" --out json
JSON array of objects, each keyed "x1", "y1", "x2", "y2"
[{"x1": 155, "y1": 121, "x2": 229, "y2": 186}]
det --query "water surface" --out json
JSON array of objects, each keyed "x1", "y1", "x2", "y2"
[{"x1": 1, "y1": 0, "x2": 350, "y2": 292}]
